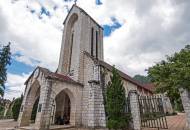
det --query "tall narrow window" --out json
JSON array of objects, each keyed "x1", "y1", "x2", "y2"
[
  {"x1": 96, "y1": 31, "x2": 98, "y2": 58},
  {"x1": 69, "y1": 32, "x2": 74, "y2": 72},
  {"x1": 91, "y1": 28, "x2": 94, "y2": 56}
]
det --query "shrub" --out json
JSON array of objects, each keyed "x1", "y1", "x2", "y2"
[{"x1": 106, "y1": 67, "x2": 129, "y2": 130}]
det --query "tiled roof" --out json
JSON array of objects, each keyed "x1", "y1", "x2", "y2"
[
  {"x1": 47, "y1": 72, "x2": 83, "y2": 86},
  {"x1": 143, "y1": 83, "x2": 155, "y2": 92},
  {"x1": 99, "y1": 60, "x2": 153, "y2": 93},
  {"x1": 25, "y1": 66, "x2": 83, "y2": 86}
]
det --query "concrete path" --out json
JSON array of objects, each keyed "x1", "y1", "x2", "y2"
[
  {"x1": 0, "y1": 114, "x2": 189, "y2": 130},
  {"x1": 0, "y1": 119, "x2": 17, "y2": 130}
]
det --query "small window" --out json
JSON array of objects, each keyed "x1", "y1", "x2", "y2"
[
  {"x1": 20, "y1": 105, "x2": 23, "y2": 112},
  {"x1": 69, "y1": 32, "x2": 74, "y2": 72},
  {"x1": 91, "y1": 28, "x2": 94, "y2": 56},
  {"x1": 38, "y1": 104, "x2": 42, "y2": 112},
  {"x1": 96, "y1": 31, "x2": 98, "y2": 58}
]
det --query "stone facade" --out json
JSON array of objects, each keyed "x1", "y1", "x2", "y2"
[{"x1": 17, "y1": 4, "x2": 152, "y2": 130}]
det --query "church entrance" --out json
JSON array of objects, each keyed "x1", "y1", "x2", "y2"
[
  {"x1": 30, "y1": 97, "x2": 39, "y2": 123},
  {"x1": 54, "y1": 90, "x2": 71, "y2": 125}
]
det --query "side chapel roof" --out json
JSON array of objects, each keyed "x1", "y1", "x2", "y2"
[
  {"x1": 143, "y1": 83, "x2": 155, "y2": 92},
  {"x1": 25, "y1": 66, "x2": 83, "y2": 86},
  {"x1": 84, "y1": 51, "x2": 153, "y2": 94}
]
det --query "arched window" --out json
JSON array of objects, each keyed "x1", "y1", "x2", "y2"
[
  {"x1": 96, "y1": 30, "x2": 98, "y2": 58},
  {"x1": 69, "y1": 30, "x2": 74, "y2": 72},
  {"x1": 91, "y1": 28, "x2": 94, "y2": 56},
  {"x1": 63, "y1": 13, "x2": 78, "y2": 73}
]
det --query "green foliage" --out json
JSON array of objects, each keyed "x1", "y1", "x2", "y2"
[
  {"x1": 0, "y1": 105, "x2": 5, "y2": 115},
  {"x1": 12, "y1": 96, "x2": 23, "y2": 121},
  {"x1": 107, "y1": 116, "x2": 129, "y2": 130},
  {"x1": 148, "y1": 45, "x2": 190, "y2": 111},
  {"x1": 133, "y1": 74, "x2": 151, "y2": 84},
  {"x1": 106, "y1": 67, "x2": 129, "y2": 130},
  {"x1": 0, "y1": 43, "x2": 11, "y2": 97}
]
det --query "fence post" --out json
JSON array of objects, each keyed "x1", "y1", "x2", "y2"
[
  {"x1": 179, "y1": 88, "x2": 190, "y2": 129},
  {"x1": 129, "y1": 90, "x2": 141, "y2": 130}
]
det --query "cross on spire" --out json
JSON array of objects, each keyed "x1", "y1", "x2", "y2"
[{"x1": 74, "y1": 0, "x2": 77, "y2": 5}]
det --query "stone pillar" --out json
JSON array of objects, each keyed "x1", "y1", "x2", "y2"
[
  {"x1": 87, "y1": 65, "x2": 106, "y2": 128},
  {"x1": 88, "y1": 81, "x2": 96, "y2": 128},
  {"x1": 161, "y1": 94, "x2": 173, "y2": 114},
  {"x1": 88, "y1": 81, "x2": 106, "y2": 128},
  {"x1": 129, "y1": 90, "x2": 141, "y2": 130},
  {"x1": 179, "y1": 88, "x2": 190, "y2": 129},
  {"x1": 35, "y1": 79, "x2": 53, "y2": 130}
]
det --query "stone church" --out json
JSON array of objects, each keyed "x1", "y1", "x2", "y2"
[{"x1": 18, "y1": 4, "x2": 152, "y2": 130}]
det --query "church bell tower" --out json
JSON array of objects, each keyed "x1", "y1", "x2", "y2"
[{"x1": 57, "y1": 5, "x2": 104, "y2": 83}]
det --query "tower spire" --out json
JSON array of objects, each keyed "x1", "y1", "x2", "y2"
[{"x1": 74, "y1": 0, "x2": 77, "y2": 5}]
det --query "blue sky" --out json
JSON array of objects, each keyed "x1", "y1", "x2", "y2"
[{"x1": 1, "y1": 0, "x2": 189, "y2": 99}]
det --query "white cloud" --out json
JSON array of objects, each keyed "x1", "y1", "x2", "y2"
[
  {"x1": 1, "y1": 0, "x2": 190, "y2": 99},
  {"x1": 103, "y1": 0, "x2": 190, "y2": 75},
  {"x1": 4, "y1": 73, "x2": 30, "y2": 100}
]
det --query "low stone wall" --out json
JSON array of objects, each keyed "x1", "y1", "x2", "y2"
[{"x1": 129, "y1": 90, "x2": 141, "y2": 130}]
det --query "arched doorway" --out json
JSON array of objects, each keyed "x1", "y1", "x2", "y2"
[
  {"x1": 30, "y1": 97, "x2": 39, "y2": 123},
  {"x1": 18, "y1": 80, "x2": 41, "y2": 126},
  {"x1": 54, "y1": 90, "x2": 71, "y2": 125}
]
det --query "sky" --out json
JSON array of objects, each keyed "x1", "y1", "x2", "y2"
[{"x1": 0, "y1": 0, "x2": 189, "y2": 100}]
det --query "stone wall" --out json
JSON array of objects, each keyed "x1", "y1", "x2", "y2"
[{"x1": 82, "y1": 53, "x2": 106, "y2": 128}]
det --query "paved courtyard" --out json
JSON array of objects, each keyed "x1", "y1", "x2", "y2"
[
  {"x1": 0, "y1": 119, "x2": 17, "y2": 130},
  {"x1": 142, "y1": 113, "x2": 188, "y2": 130},
  {"x1": 0, "y1": 113, "x2": 188, "y2": 130}
]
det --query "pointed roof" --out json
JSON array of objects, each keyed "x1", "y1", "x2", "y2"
[{"x1": 63, "y1": 4, "x2": 103, "y2": 30}]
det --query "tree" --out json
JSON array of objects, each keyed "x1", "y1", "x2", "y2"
[
  {"x1": 12, "y1": 94, "x2": 23, "y2": 120},
  {"x1": 147, "y1": 45, "x2": 190, "y2": 111},
  {"x1": 133, "y1": 74, "x2": 151, "y2": 84},
  {"x1": 0, "y1": 43, "x2": 11, "y2": 97},
  {"x1": 106, "y1": 67, "x2": 129, "y2": 130}
]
